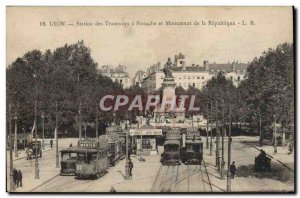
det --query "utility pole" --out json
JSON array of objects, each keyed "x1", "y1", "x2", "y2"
[
  {"x1": 95, "y1": 107, "x2": 98, "y2": 139},
  {"x1": 227, "y1": 104, "x2": 232, "y2": 192},
  {"x1": 55, "y1": 102, "x2": 59, "y2": 168},
  {"x1": 221, "y1": 99, "x2": 225, "y2": 179},
  {"x1": 274, "y1": 115, "x2": 277, "y2": 154},
  {"x1": 206, "y1": 103, "x2": 209, "y2": 149},
  {"x1": 9, "y1": 104, "x2": 15, "y2": 192},
  {"x1": 210, "y1": 101, "x2": 213, "y2": 156},
  {"x1": 41, "y1": 111, "x2": 45, "y2": 150},
  {"x1": 14, "y1": 112, "x2": 18, "y2": 157},
  {"x1": 78, "y1": 103, "x2": 82, "y2": 142},
  {"x1": 215, "y1": 100, "x2": 220, "y2": 171},
  {"x1": 34, "y1": 101, "x2": 40, "y2": 179},
  {"x1": 125, "y1": 113, "x2": 130, "y2": 180}
]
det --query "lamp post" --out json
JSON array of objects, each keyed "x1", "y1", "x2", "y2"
[
  {"x1": 215, "y1": 100, "x2": 220, "y2": 171},
  {"x1": 206, "y1": 103, "x2": 209, "y2": 149},
  {"x1": 34, "y1": 101, "x2": 40, "y2": 179},
  {"x1": 41, "y1": 111, "x2": 45, "y2": 150},
  {"x1": 221, "y1": 99, "x2": 225, "y2": 179},
  {"x1": 124, "y1": 113, "x2": 130, "y2": 180},
  {"x1": 209, "y1": 101, "x2": 213, "y2": 156},
  {"x1": 33, "y1": 73, "x2": 39, "y2": 179},
  {"x1": 9, "y1": 104, "x2": 15, "y2": 192},
  {"x1": 227, "y1": 104, "x2": 232, "y2": 192},
  {"x1": 14, "y1": 112, "x2": 18, "y2": 157},
  {"x1": 274, "y1": 115, "x2": 277, "y2": 154},
  {"x1": 78, "y1": 103, "x2": 82, "y2": 142},
  {"x1": 55, "y1": 102, "x2": 59, "y2": 168}
]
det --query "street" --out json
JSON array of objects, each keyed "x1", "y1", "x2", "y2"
[{"x1": 6, "y1": 136, "x2": 294, "y2": 193}]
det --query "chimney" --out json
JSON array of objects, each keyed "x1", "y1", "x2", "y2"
[{"x1": 203, "y1": 60, "x2": 209, "y2": 70}]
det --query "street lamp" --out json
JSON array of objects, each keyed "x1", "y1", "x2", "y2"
[
  {"x1": 41, "y1": 111, "x2": 45, "y2": 150},
  {"x1": 227, "y1": 104, "x2": 232, "y2": 192},
  {"x1": 33, "y1": 72, "x2": 40, "y2": 179},
  {"x1": 210, "y1": 101, "x2": 213, "y2": 156},
  {"x1": 34, "y1": 101, "x2": 40, "y2": 179},
  {"x1": 124, "y1": 113, "x2": 131, "y2": 180},
  {"x1": 9, "y1": 104, "x2": 15, "y2": 192},
  {"x1": 221, "y1": 99, "x2": 225, "y2": 179},
  {"x1": 55, "y1": 102, "x2": 59, "y2": 168},
  {"x1": 274, "y1": 115, "x2": 277, "y2": 154},
  {"x1": 14, "y1": 112, "x2": 18, "y2": 157}
]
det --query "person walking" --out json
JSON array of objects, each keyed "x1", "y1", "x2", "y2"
[
  {"x1": 128, "y1": 159, "x2": 133, "y2": 178},
  {"x1": 230, "y1": 161, "x2": 237, "y2": 179},
  {"x1": 50, "y1": 139, "x2": 53, "y2": 148},
  {"x1": 18, "y1": 170, "x2": 23, "y2": 187},
  {"x1": 13, "y1": 168, "x2": 17, "y2": 186}
]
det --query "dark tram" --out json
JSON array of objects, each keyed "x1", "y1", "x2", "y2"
[
  {"x1": 181, "y1": 132, "x2": 203, "y2": 165},
  {"x1": 161, "y1": 128, "x2": 181, "y2": 165}
]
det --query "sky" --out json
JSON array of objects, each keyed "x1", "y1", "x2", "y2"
[{"x1": 7, "y1": 7, "x2": 293, "y2": 77}]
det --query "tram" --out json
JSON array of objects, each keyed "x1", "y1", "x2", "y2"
[
  {"x1": 75, "y1": 137, "x2": 110, "y2": 179},
  {"x1": 181, "y1": 131, "x2": 203, "y2": 165},
  {"x1": 161, "y1": 128, "x2": 181, "y2": 165},
  {"x1": 60, "y1": 147, "x2": 78, "y2": 175}
]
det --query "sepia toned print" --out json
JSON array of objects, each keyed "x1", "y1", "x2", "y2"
[{"x1": 6, "y1": 6, "x2": 294, "y2": 193}]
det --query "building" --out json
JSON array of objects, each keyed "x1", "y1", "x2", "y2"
[
  {"x1": 209, "y1": 60, "x2": 248, "y2": 87},
  {"x1": 97, "y1": 65, "x2": 131, "y2": 88},
  {"x1": 141, "y1": 53, "x2": 249, "y2": 93},
  {"x1": 132, "y1": 70, "x2": 147, "y2": 87}
]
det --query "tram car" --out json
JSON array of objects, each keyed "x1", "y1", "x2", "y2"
[
  {"x1": 181, "y1": 131, "x2": 203, "y2": 165},
  {"x1": 60, "y1": 147, "x2": 78, "y2": 175},
  {"x1": 75, "y1": 137, "x2": 110, "y2": 179},
  {"x1": 103, "y1": 134, "x2": 126, "y2": 166},
  {"x1": 161, "y1": 128, "x2": 181, "y2": 165}
]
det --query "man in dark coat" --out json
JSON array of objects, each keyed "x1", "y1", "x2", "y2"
[
  {"x1": 13, "y1": 168, "x2": 18, "y2": 186},
  {"x1": 18, "y1": 170, "x2": 23, "y2": 187},
  {"x1": 128, "y1": 159, "x2": 133, "y2": 178},
  {"x1": 50, "y1": 139, "x2": 53, "y2": 148},
  {"x1": 230, "y1": 161, "x2": 237, "y2": 179}
]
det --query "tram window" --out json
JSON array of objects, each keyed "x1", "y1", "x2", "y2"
[
  {"x1": 92, "y1": 153, "x2": 98, "y2": 161},
  {"x1": 78, "y1": 154, "x2": 85, "y2": 162},
  {"x1": 193, "y1": 145, "x2": 200, "y2": 152},
  {"x1": 164, "y1": 144, "x2": 179, "y2": 152}
]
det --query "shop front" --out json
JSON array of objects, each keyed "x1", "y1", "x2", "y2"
[{"x1": 130, "y1": 124, "x2": 162, "y2": 155}]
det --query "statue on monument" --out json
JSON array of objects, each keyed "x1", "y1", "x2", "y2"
[{"x1": 163, "y1": 57, "x2": 173, "y2": 78}]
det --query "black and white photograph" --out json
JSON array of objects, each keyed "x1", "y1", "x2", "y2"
[{"x1": 5, "y1": 6, "x2": 295, "y2": 193}]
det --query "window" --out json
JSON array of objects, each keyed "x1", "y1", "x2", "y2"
[
  {"x1": 193, "y1": 83, "x2": 195, "y2": 87},
  {"x1": 237, "y1": 76, "x2": 240, "y2": 81},
  {"x1": 142, "y1": 139, "x2": 151, "y2": 149},
  {"x1": 197, "y1": 77, "x2": 200, "y2": 79},
  {"x1": 180, "y1": 61, "x2": 183, "y2": 64}
]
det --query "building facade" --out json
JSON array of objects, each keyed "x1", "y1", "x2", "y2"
[
  {"x1": 141, "y1": 53, "x2": 248, "y2": 93},
  {"x1": 97, "y1": 65, "x2": 131, "y2": 88}
]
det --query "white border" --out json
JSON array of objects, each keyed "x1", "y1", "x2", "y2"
[{"x1": 0, "y1": 1, "x2": 298, "y2": 198}]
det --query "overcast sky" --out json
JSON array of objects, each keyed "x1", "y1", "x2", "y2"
[{"x1": 7, "y1": 7, "x2": 293, "y2": 77}]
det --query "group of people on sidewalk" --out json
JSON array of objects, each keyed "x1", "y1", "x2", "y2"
[{"x1": 13, "y1": 168, "x2": 23, "y2": 188}]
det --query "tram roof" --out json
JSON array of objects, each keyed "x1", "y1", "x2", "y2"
[
  {"x1": 164, "y1": 139, "x2": 180, "y2": 145},
  {"x1": 60, "y1": 147, "x2": 107, "y2": 153}
]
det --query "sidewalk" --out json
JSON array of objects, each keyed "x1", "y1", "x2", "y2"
[
  {"x1": 202, "y1": 136, "x2": 294, "y2": 192},
  {"x1": 83, "y1": 148, "x2": 162, "y2": 192}
]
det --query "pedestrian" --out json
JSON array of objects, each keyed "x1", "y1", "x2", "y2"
[
  {"x1": 18, "y1": 170, "x2": 22, "y2": 187},
  {"x1": 110, "y1": 186, "x2": 116, "y2": 193},
  {"x1": 13, "y1": 168, "x2": 17, "y2": 186},
  {"x1": 50, "y1": 139, "x2": 53, "y2": 148},
  {"x1": 230, "y1": 161, "x2": 237, "y2": 179},
  {"x1": 69, "y1": 143, "x2": 72, "y2": 148},
  {"x1": 128, "y1": 159, "x2": 133, "y2": 178}
]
